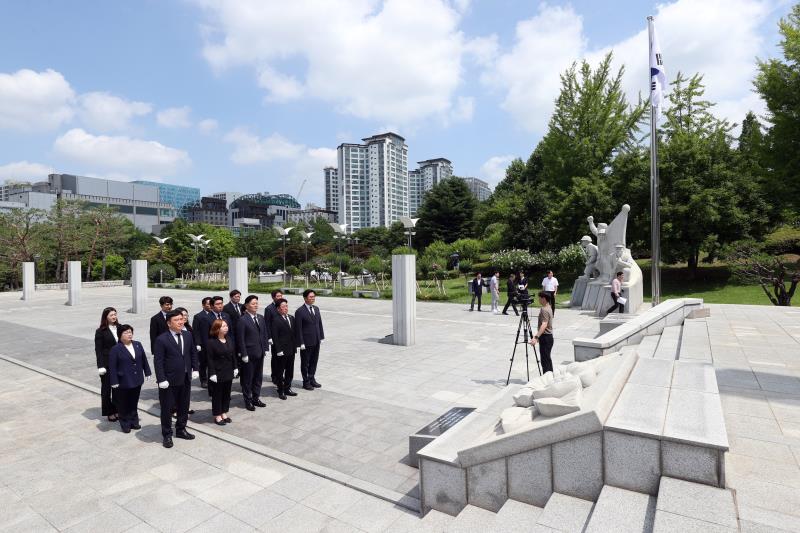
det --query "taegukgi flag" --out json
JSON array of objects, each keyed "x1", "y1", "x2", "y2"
[{"x1": 649, "y1": 18, "x2": 666, "y2": 117}]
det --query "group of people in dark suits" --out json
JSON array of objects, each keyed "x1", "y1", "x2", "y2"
[{"x1": 94, "y1": 289, "x2": 326, "y2": 449}]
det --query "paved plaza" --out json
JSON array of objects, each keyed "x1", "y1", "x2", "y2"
[{"x1": 1, "y1": 286, "x2": 800, "y2": 531}]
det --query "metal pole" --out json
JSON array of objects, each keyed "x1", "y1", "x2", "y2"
[{"x1": 648, "y1": 16, "x2": 661, "y2": 306}]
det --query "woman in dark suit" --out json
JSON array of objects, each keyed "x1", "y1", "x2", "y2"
[
  {"x1": 109, "y1": 324, "x2": 151, "y2": 433},
  {"x1": 206, "y1": 319, "x2": 237, "y2": 425},
  {"x1": 95, "y1": 307, "x2": 120, "y2": 422}
]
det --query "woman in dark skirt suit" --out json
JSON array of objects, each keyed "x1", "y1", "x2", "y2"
[
  {"x1": 94, "y1": 307, "x2": 120, "y2": 421},
  {"x1": 109, "y1": 325, "x2": 151, "y2": 433},
  {"x1": 206, "y1": 319, "x2": 238, "y2": 425}
]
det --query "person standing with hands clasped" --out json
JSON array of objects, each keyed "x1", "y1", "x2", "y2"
[
  {"x1": 206, "y1": 319, "x2": 237, "y2": 425},
  {"x1": 541, "y1": 270, "x2": 559, "y2": 315},
  {"x1": 529, "y1": 291, "x2": 554, "y2": 374},
  {"x1": 469, "y1": 272, "x2": 486, "y2": 312},
  {"x1": 236, "y1": 295, "x2": 270, "y2": 411},
  {"x1": 270, "y1": 298, "x2": 298, "y2": 400},
  {"x1": 295, "y1": 289, "x2": 324, "y2": 391},
  {"x1": 95, "y1": 307, "x2": 120, "y2": 422},
  {"x1": 607, "y1": 271, "x2": 626, "y2": 315},
  {"x1": 153, "y1": 310, "x2": 199, "y2": 449},
  {"x1": 109, "y1": 325, "x2": 151, "y2": 433}
]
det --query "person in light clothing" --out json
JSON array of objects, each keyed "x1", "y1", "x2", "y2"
[
  {"x1": 529, "y1": 292, "x2": 554, "y2": 374},
  {"x1": 489, "y1": 271, "x2": 500, "y2": 314},
  {"x1": 541, "y1": 270, "x2": 559, "y2": 315},
  {"x1": 607, "y1": 271, "x2": 625, "y2": 314}
]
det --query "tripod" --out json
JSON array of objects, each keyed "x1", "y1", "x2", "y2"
[{"x1": 506, "y1": 303, "x2": 542, "y2": 385}]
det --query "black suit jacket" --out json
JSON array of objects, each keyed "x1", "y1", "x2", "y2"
[
  {"x1": 206, "y1": 338, "x2": 237, "y2": 382},
  {"x1": 236, "y1": 313, "x2": 269, "y2": 360},
  {"x1": 94, "y1": 325, "x2": 120, "y2": 368},
  {"x1": 295, "y1": 304, "x2": 324, "y2": 347},
  {"x1": 109, "y1": 341, "x2": 151, "y2": 389},
  {"x1": 149, "y1": 311, "x2": 168, "y2": 353},
  {"x1": 153, "y1": 330, "x2": 199, "y2": 385},
  {"x1": 471, "y1": 278, "x2": 486, "y2": 295},
  {"x1": 223, "y1": 302, "x2": 243, "y2": 327},
  {"x1": 192, "y1": 311, "x2": 211, "y2": 350},
  {"x1": 270, "y1": 314, "x2": 296, "y2": 357},
  {"x1": 506, "y1": 279, "x2": 518, "y2": 296},
  {"x1": 263, "y1": 302, "x2": 280, "y2": 331}
]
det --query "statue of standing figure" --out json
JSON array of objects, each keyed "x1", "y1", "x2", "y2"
[{"x1": 580, "y1": 235, "x2": 599, "y2": 278}]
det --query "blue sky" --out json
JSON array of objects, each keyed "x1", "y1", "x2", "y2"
[{"x1": 0, "y1": 0, "x2": 792, "y2": 206}]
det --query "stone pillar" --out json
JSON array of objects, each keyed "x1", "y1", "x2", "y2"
[
  {"x1": 66, "y1": 261, "x2": 81, "y2": 306},
  {"x1": 131, "y1": 260, "x2": 148, "y2": 314},
  {"x1": 229, "y1": 257, "x2": 249, "y2": 296},
  {"x1": 21, "y1": 262, "x2": 35, "y2": 300},
  {"x1": 391, "y1": 254, "x2": 416, "y2": 346}
]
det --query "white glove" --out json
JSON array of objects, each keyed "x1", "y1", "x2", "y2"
[
  {"x1": 158, "y1": 381, "x2": 169, "y2": 389},
  {"x1": 111, "y1": 384, "x2": 119, "y2": 388},
  {"x1": 300, "y1": 344, "x2": 306, "y2": 350},
  {"x1": 98, "y1": 367, "x2": 106, "y2": 376},
  {"x1": 196, "y1": 345, "x2": 202, "y2": 352},
  {"x1": 268, "y1": 338, "x2": 273, "y2": 344},
  {"x1": 265, "y1": 350, "x2": 269, "y2": 357},
  {"x1": 277, "y1": 351, "x2": 284, "y2": 357},
  {"x1": 145, "y1": 374, "x2": 152, "y2": 381},
  {"x1": 191, "y1": 371, "x2": 199, "y2": 380},
  {"x1": 233, "y1": 369, "x2": 239, "y2": 378},
  {"x1": 209, "y1": 375, "x2": 218, "y2": 383},
  {"x1": 242, "y1": 356, "x2": 249, "y2": 363}
]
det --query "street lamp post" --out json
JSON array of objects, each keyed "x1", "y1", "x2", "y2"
[
  {"x1": 187, "y1": 234, "x2": 205, "y2": 279},
  {"x1": 400, "y1": 217, "x2": 419, "y2": 249},
  {"x1": 328, "y1": 222, "x2": 348, "y2": 287},
  {"x1": 275, "y1": 226, "x2": 295, "y2": 284}
]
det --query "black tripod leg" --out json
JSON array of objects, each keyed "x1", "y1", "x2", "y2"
[{"x1": 506, "y1": 313, "x2": 524, "y2": 386}]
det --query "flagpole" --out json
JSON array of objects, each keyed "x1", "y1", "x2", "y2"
[{"x1": 648, "y1": 15, "x2": 661, "y2": 306}]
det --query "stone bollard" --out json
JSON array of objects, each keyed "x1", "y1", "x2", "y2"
[
  {"x1": 130, "y1": 260, "x2": 148, "y2": 314},
  {"x1": 391, "y1": 254, "x2": 416, "y2": 346},
  {"x1": 21, "y1": 262, "x2": 35, "y2": 300},
  {"x1": 66, "y1": 261, "x2": 81, "y2": 306},
  {"x1": 229, "y1": 257, "x2": 248, "y2": 296}
]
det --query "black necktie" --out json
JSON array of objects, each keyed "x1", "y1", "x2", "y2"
[
  {"x1": 175, "y1": 333, "x2": 183, "y2": 355},
  {"x1": 216, "y1": 313, "x2": 221, "y2": 320},
  {"x1": 253, "y1": 315, "x2": 260, "y2": 330},
  {"x1": 284, "y1": 315, "x2": 290, "y2": 328}
]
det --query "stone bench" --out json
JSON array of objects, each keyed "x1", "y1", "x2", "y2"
[
  {"x1": 280, "y1": 287, "x2": 304, "y2": 295},
  {"x1": 352, "y1": 290, "x2": 380, "y2": 298},
  {"x1": 573, "y1": 298, "x2": 703, "y2": 361},
  {"x1": 598, "y1": 314, "x2": 638, "y2": 335}
]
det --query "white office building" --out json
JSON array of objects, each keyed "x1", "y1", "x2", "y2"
[{"x1": 337, "y1": 132, "x2": 409, "y2": 230}]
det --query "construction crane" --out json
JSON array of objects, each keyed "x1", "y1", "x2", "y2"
[{"x1": 296, "y1": 179, "x2": 307, "y2": 204}]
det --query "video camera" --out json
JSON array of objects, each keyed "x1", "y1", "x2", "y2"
[{"x1": 515, "y1": 284, "x2": 532, "y2": 306}]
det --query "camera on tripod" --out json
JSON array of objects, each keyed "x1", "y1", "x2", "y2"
[{"x1": 515, "y1": 285, "x2": 532, "y2": 306}]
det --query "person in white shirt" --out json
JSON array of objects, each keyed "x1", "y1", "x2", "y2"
[
  {"x1": 607, "y1": 271, "x2": 625, "y2": 314},
  {"x1": 489, "y1": 271, "x2": 501, "y2": 314},
  {"x1": 541, "y1": 270, "x2": 559, "y2": 315}
]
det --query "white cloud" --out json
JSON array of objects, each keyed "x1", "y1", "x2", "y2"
[
  {"x1": 53, "y1": 128, "x2": 190, "y2": 178},
  {"x1": 78, "y1": 91, "x2": 152, "y2": 132},
  {"x1": 484, "y1": 0, "x2": 776, "y2": 132},
  {"x1": 224, "y1": 128, "x2": 305, "y2": 164},
  {"x1": 449, "y1": 96, "x2": 475, "y2": 123},
  {"x1": 156, "y1": 106, "x2": 193, "y2": 128},
  {"x1": 480, "y1": 154, "x2": 517, "y2": 186},
  {"x1": 197, "y1": 118, "x2": 218, "y2": 133},
  {"x1": 0, "y1": 69, "x2": 75, "y2": 131},
  {"x1": 196, "y1": 0, "x2": 487, "y2": 125},
  {"x1": 0, "y1": 161, "x2": 52, "y2": 181}
]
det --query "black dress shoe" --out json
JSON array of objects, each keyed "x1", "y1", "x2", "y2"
[
  {"x1": 245, "y1": 403, "x2": 256, "y2": 411},
  {"x1": 279, "y1": 392, "x2": 287, "y2": 400},
  {"x1": 175, "y1": 429, "x2": 195, "y2": 440},
  {"x1": 200, "y1": 380, "x2": 208, "y2": 389},
  {"x1": 311, "y1": 381, "x2": 321, "y2": 388},
  {"x1": 224, "y1": 417, "x2": 232, "y2": 423},
  {"x1": 121, "y1": 427, "x2": 131, "y2": 434},
  {"x1": 163, "y1": 437, "x2": 173, "y2": 448},
  {"x1": 253, "y1": 399, "x2": 266, "y2": 408},
  {"x1": 131, "y1": 423, "x2": 141, "y2": 430},
  {"x1": 285, "y1": 389, "x2": 298, "y2": 397},
  {"x1": 501, "y1": 312, "x2": 508, "y2": 315},
  {"x1": 214, "y1": 419, "x2": 226, "y2": 426},
  {"x1": 302, "y1": 384, "x2": 314, "y2": 391},
  {"x1": 188, "y1": 409, "x2": 195, "y2": 415}
]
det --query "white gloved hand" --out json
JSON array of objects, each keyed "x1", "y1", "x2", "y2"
[
  {"x1": 111, "y1": 384, "x2": 119, "y2": 388},
  {"x1": 233, "y1": 369, "x2": 239, "y2": 378},
  {"x1": 209, "y1": 375, "x2": 218, "y2": 383},
  {"x1": 191, "y1": 371, "x2": 199, "y2": 380},
  {"x1": 145, "y1": 374, "x2": 152, "y2": 381},
  {"x1": 98, "y1": 367, "x2": 106, "y2": 376},
  {"x1": 300, "y1": 344, "x2": 306, "y2": 351},
  {"x1": 277, "y1": 351, "x2": 284, "y2": 357},
  {"x1": 268, "y1": 338, "x2": 273, "y2": 344},
  {"x1": 265, "y1": 350, "x2": 269, "y2": 357},
  {"x1": 196, "y1": 345, "x2": 202, "y2": 352},
  {"x1": 158, "y1": 381, "x2": 169, "y2": 389},
  {"x1": 242, "y1": 356, "x2": 249, "y2": 363}
]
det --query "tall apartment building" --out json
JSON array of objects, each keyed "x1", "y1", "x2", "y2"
[
  {"x1": 459, "y1": 176, "x2": 492, "y2": 202},
  {"x1": 408, "y1": 169, "x2": 423, "y2": 217},
  {"x1": 323, "y1": 167, "x2": 339, "y2": 222},
  {"x1": 409, "y1": 158, "x2": 453, "y2": 216},
  {"x1": 337, "y1": 132, "x2": 408, "y2": 231}
]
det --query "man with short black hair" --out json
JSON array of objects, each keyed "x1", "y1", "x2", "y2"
[
  {"x1": 606, "y1": 271, "x2": 625, "y2": 315},
  {"x1": 529, "y1": 291, "x2": 554, "y2": 374},
  {"x1": 469, "y1": 272, "x2": 486, "y2": 312},
  {"x1": 236, "y1": 295, "x2": 269, "y2": 410},
  {"x1": 502, "y1": 273, "x2": 519, "y2": 316},
  {"x1": 490, "y1": 270, "x2": 501, "y2": 314},
  {"x1": 295, "y1": 289, "x2": 324, "y2": 390},
  {"x1": 541, "y1": 270, "x2": 559, "y2": 315},
  {"x1": 264, "y1": 289, "x2": 282, "y2": 384},
  {"x1": 270, "y1": 298, "x2": 297, "y2": 400},
  {"x1": 153, "y1": 309, "x2": 199, "y2": 448},
  {"x1": 192, "y1": 297, "x2": 215, "y2": 388},
  {"x1": 149, "y1": 296, "x2": 173, "y2": 354},
  {"x1": 224, "y1": 290, "x2": 244, "y2": 328}
]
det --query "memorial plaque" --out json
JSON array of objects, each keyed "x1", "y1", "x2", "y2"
[{"x1": 409, "y1": 407, "x2": 476, "y2": 466}]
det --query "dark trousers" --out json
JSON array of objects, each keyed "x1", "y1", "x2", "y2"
[
  {"x1": 198, "y1": 348, "x2": 208, "y2": 382},
  {"x1": 270, "y1": 354, "x2": 278, "y2": 384},
  {"x1": 607, "y1": 293, "x2": 624, "y2": 315},
  {"x1": 545, "y1": 291, "x2": 556, "y2": 314},
  {"x1": 211, "y1": 380, "x2": 232, "y2": 416},
  {"x1": 158, "y1": 375, "x2": 190, "y2": 437},
  {"x1": 539, "y1": 333, "x2": 554, "y2": 374},
  {"x1": 502, "y1": 296, "x2": 519, "y2": 315},
  {"x1": 470, "y1": 293, "x2": 482, "y2": 311},
  {"x1": 300, "y1": 344, "x2": 320, "y2": 385},
  {"x1": 240, "y1": 356, "x2": 264, "y2": 404},
  {"x1": 273, "y1": 352, "x2": 296, "y2": 392},
  {"x1": 116, "y1": 385, "x2": 141, "y2": 430},
  {"x1": 99, "y1": 373, "x2": 117, "y2": 416}
]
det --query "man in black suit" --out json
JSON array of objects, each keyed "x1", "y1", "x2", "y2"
[
  {"x1": 153, "y1": 310, "x2": 199, "y2": 448},
  {"x1": 223, "y1": 290, "x2": 244, "y2": 329},
  {"x1": 149, "y1": 296, "x2": 173, "y2": 354},
  {"x1": 192, "y1": 297, "x2": 214, "y2": 388},
  {"x1": 210, "y1": 296, "x2": 235, "y2": 342},
  {"x1": 236, "y1": 295, "x2": 270, "y2": 410},
  {"x1": 264, "y1": 289, "x2": 283, "y2": 384},
  {"x1": 294, "y1": 289, "x2": 325, "y2": 391},
  {"x1": 269, "y1": 298, "x2": 297, "y2": 400},
  {"x1": 501, "y1": 273, "x2": 520, "y2": 316}
]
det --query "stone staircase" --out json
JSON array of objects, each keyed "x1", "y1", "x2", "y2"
[{"x1": 410, "y1": 477, "x2": 737, "y2": 532}]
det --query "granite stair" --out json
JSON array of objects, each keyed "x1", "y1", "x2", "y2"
[
  {"x1": 536, "y1": 492, "x2": 594, "y2": 533},
  {"x1": 491, "y1": 499, "x2": 544, "y2": 532},
  {"x1": 652, "y1": 477, "x2": 738, "y2": 532},
  {"x1": 584, "y1": 485, "x2": 656, "y2": 533},
  {"x1": 445, "y1": 504, "x2": 496, "y2": 532},
  {"x1": 652, "y1": 325, "x2": 682, "y2": 360}
]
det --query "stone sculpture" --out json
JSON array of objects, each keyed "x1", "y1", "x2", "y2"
[{"x1": 580, "y1": 236, "x2": 599, "y2": 278}]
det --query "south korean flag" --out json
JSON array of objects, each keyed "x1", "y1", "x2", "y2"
[{"x1": 649, "y1": 20, "x2": 667, "y2": 119}]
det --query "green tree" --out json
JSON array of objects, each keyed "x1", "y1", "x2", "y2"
[
  {"x1": 416, "y1": 177, "x2": 478, "y2": 247},
  {"x1": 754, "y1": 4, "x2": 800, "y2": 220},
  {"x1": 0, "y1": 208, "x2": 48, "y2": 288}
]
